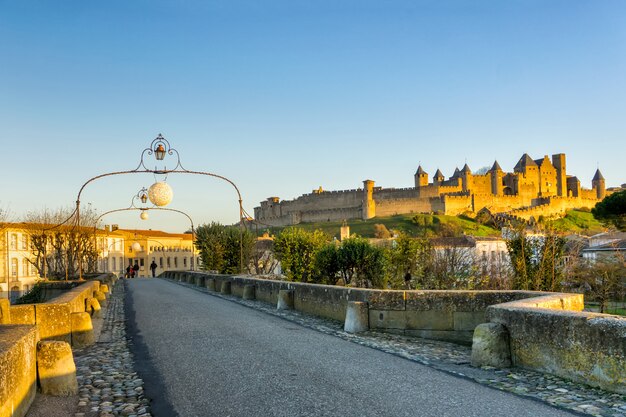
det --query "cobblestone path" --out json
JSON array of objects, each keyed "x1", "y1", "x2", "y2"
[{"x1": 73, "y1": 282, "x2": 151, "y2": 417}]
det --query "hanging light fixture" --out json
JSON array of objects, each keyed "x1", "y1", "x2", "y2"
[
  {"x1": 148, "y1": 181, "x2": 173, "y2": 207},
  {"x1": 140, "y1": 191, "x2": 148, "y2": 204},
  {"x1": 155, "y1": 143, "x2": 166, "y2": 160},
  {"x1": 140, "y1": 211, "x2": 149, "y2": 220}
]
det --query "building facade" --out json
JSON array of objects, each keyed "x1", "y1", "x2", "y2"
[
  {"x1": 113, "y1": 229, "x2": 200, "y2": 277},
  {"x1": 0, "y1": 225, "x2": 41, "y2": 301}
]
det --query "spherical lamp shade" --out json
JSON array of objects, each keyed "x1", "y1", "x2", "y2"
[
  {"x1": 140, "y1": 211, "x2": 149, "y2": 220},
  {"x1": 131, "y1": 242, "x2": 142, "y2": 252},
  {"x1": 148, "y1": 181, "x2": 173, "y2": 207}
]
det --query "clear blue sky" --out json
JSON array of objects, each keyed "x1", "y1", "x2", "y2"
[{"x1": 1, "y1": 0, "x2": 625, "y2": 233}]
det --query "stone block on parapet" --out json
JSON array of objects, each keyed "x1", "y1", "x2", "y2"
[
  {"x1": 220, "y1": 281, "x2": 231, "y2": 295},
  {"x1": 93, "y1": 290, "x2": 106, "y2": 303},
  {"x1": 37, "y1": 341, "x2": 78, "y2": 396},
  {"x1": 243, "y1": 284, "x2": 256, "y2": 300},
  {"x1": 365, "y1": 291, "x2": 405, "y2": 311},
  {"x1": 406, "y1": 310, "x2": 454, "y2": 331},
  {"x1": 10, "y1": 305, "x2": 36, "y2": 325},
  {"x1": 35, "y1": 304, "x2": 71, "y2": 344},
  {"x1": 344, "y1": 301, "x2": 369, "y2": 333},
  {"x1": 277, "y1": 289, "x2": 294, "y2": 310},
  {"x1": 0, "y1": 299, "x2": 11, "y2": 324},
  {"x1": 86, "y1": 298, "x2": 101, "y2": 319},
  {"x1": 470, "y1": 323, "x2": 512, "y2": 368},
  {"x1": 71, "y1": 312, "x2": 95, "y2": 348},
  {"x1": 195, "y1": 275, "x2": 204, "y2": 287},
  {"x1": 0, "y1": 325, "x2": 38, "y2": 417},
  {"x1": 369, "y1": 310, "x2": 405, "y2": 330},
  {"x1": 205, "y1": 278, "x2": 216, "y2": 291},
  {"x1": 454, "y1": 311, "x2": 486, "y2": 332}
]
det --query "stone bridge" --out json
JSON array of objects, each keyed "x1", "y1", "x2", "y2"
[{"x1": 1, "y1": 272, "x2": 625, "y2": 417}]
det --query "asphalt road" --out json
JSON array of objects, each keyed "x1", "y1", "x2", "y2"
[{"x1": 126, "y1": 278, "x2": 578, "y2": 417}]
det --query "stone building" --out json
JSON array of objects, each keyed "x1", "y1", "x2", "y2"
[
  {"x1": 255, "y1": 153, "x2": 606, "y2": 226},
  {"x1": 114, "y1": 228, "x2": 199, "y2": 277},
  {"x1": 0, "y1": 224, "x2": 40, "y2": 301}
]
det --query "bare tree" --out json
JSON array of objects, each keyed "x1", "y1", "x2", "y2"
[
  {"x1": 565, "y1": 240, "x2": 625, "y2": 313},
  {"x1": 23, "y1": 206, "x2": 100, "y2": 280}
]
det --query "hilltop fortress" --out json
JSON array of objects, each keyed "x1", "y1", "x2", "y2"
[{"x1": 254, "y1": 153, "x2": 606, "y2": 226}]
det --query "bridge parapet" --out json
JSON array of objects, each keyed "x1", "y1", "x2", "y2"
[
  {"x1": 0, "y1": 274, "x2": 118, "y2": 417},
  {"x1": 162, "y1": 270, "x2": 626, "y2": 395}
]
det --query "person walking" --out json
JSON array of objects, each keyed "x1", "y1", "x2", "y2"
[
  {"x1": 133, "y1": 262, "x2": 140, "y2": 278},
  {"x1": 150, "y1": 260, "x2": 158, "y2": 278}
]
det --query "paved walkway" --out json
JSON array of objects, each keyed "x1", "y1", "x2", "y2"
[
  {"x1": 164, "y1": 278, "x2": 626, "y2": 417},
  {"x1": 126, "y1": 278, "x2": 588, "y2": 417}
]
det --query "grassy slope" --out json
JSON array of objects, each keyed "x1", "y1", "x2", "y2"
[
  {"x1": 265, "y1": 214, "x2": 500, "y2": 239},
  {"x1": 546, "y1": 210, "x2": 606, "y2": 235},
  {"x1": 260, "y1": 210, "x2": 606, "y2": 239}
]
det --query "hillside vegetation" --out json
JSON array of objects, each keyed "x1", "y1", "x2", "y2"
[
  {"x1": 260, "y1": 209, "x2": 605, "y2": 239},
  {"x1": 264, "y1": 213, "x2": 500, "y2": 239}
]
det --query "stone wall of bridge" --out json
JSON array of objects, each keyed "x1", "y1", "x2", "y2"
[
  {"x1": 0, "y1": 275, "x2": 117, "y2": 417},
  {"x1": 163, "y1": 270, "x2": 626, "y2": 395}
]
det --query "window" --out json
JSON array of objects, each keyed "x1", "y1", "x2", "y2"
[
  {"x1": 167, "y1": 257, "x2": 171, "y2": 267},
  {"x1": 10, "y1": 234, "x2": 17, "y2": 250},
  {"x1": 11, "y1": 258, "x2": 18, "y2": 277},
  {"x1": 183, "y1": 257, "x2": 187, "y2": 267},
  {"x1": 159, "y1": 257, "x2": 163, "y2": 267},
  {"x1": 112, "y1": 257, "x2": 117, "y2": 271},
  {"x1": 140, "y1": 259, "x2": 144, "y2": 267},
  {"x1": 22, "y1": 259, "x2": 29, "y2": 276},
  {"x1": 174, "y1": 258, "x2": 178, "y2": 267},
  {"x1": 21, "y1": 235, "x2": 28, "y2": 250}
]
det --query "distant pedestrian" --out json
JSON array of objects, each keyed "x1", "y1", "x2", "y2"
[
  {"x1": 126, "y1": 265, "x2": 131, "y2": 279},
  {"x1": 133, "y1": 262, "x2": 140, "y2": 278},
  {"x1": 404, "y1": 270, "x2": 412, "y2": 289},
  {"x1": 150, "y1": 260, "x2": 157, "y2": 278}
]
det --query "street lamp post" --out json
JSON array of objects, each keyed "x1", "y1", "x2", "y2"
[{"x1": 71, "y1": 134, "x2": 245, "y2": 280}]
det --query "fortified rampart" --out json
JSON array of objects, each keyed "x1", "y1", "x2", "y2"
[
  {"x1": 163, "y1": 270, "x2": 626, "y2": 395},
  {"x1": 254, "y1": 152, "x2": 606, "y2": 226},
  {"x1": 0, "y1": 275, "x2": 116, "y2": 417}
]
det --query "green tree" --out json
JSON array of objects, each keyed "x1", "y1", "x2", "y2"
[
  {"x1": 592, "y1": 190, "x2": 626, "y2": 231},
  {"x1": 336, "y1": 236, "x2": 387, "y2": 288},
  {"x1": 567, "y1": 253, "x2": 625, "y2": 313},
  {"x1": 385, "y1": 233, "x2": 431, "y2": 289},
  {"x1": 506, "y1": 229, "x2": 566, "y2": 291},
  {"x1": 273, "y1": 228, "x2": 329, "y2": 282},
  {"x1": 195, "y1": 222, "x2": 253, "y2": 274},
  {"x1": 313, "y1": 243, "x2": 340, "y2": 284}
]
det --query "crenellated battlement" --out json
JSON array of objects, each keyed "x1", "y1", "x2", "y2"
[{"x1": 254, "y1": 152, "x2": 605, "y2": 226}]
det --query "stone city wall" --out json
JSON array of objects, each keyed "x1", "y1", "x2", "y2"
[
  {"x1": 471, "y1": 194, "x2": 526, "y2": 214},
  {"x1": 373, "y1": 187, "x2": 419, "y2": 200},
  {"x1": 164, "y1": 271, "x2": 626, "y2": 394},
  {"x1": 441, "y1": 194, "x2": 473, "y2": 215},
  {"x1": 299, "y1": 207, "x2": 363, "y2": 224},
  {"x1": 375, "y1": 198, "x2": 442, "y2": 217}
]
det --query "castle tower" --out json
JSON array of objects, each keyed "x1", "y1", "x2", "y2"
[
  {"x1": 433, "y1": 169, "x2": 444, "y2": 186},
  {"x1": 362, "y1": 180, "x2": 376, "y2": 220},
  {"x1": 552, "y1": 153, "x2": 567, "y2": 197},
  {"x1": 460, "y1": 163, "x2": 473, "y2": 193},
  {"x1": 414, "y1": 166, "x2": 429, "y2": 188},
  {"x1": 490, "y1": 161, "x2": 503, "y2": 195},
  {"x1": 592, "y1": 169, "x2": 606, "y2": 200}
]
